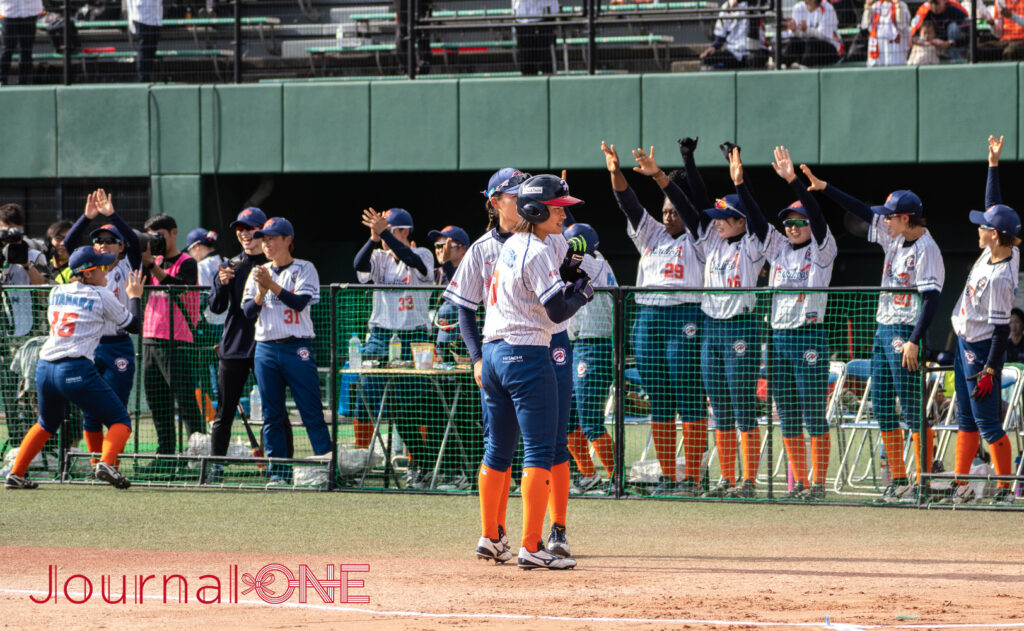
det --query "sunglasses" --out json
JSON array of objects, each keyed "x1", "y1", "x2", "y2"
[
  {"x1": 236, "y1": 225, "x2": 257, "y2": 233},
  {"x1": 92, "y1": 236, "x2": 121, "y2": 245},
  {"x1": 76, "y1": 264, "x2": 108, "y2": 274},
  {"x1": 782, "y1": 219, "x2": 809, "y2": 228},
  {"x1": 434, "y1": 242, "x2": 447, "y2": 250}
]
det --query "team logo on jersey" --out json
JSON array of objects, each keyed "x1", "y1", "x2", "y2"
[
  {"x1": 502, "y1": 248, "x2": 517, "y2": 268},
  {"x1": 891, "y1": 337, "x2": 905, "y2": 353},
  {"x1": 905, "y1": 256, "x2": 915, "y2": 268},
  {"x1": 115, "y1": 357, "x2": 129, "y2": 372},
  {"x1": 684, "y1": 323, "x2": 697, "y2": 338},
  {"x1": 297, "y1": 347, "x2": 312, "y2": 362},
  {"x1": 732, "y1": 340, "x2": 747, "y2": 356},
  {"x1": 965, "y1": 350, "x2": 978, "y2": 364},
  {"x1": 977, "y1": 278, "x2": 988, "y2": 291},
  {"x1": 552, "y1": 347, "x2": 568, "y2": 366},
  {"x1": 803, "y1": 349, "x2": 819, "y2": 365},
  {"x1": 577, "y1": 360, "x2": 588, "y2": 378}
]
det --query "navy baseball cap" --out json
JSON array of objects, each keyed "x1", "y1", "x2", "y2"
[
  {"x1": 970, "y1": 204, "x2": 1021, "y2": 235},
  {"x1": 483, "y1": 168, "x2": 529, "y2": 198},
  {"x1": 385, "y1": 208, "x2": 414, "y2": 230},
  {"x1": 89, "y1": 223, "x2": 125, "y2": 242},
  {"x1": 777, "y1": 200, "x2": 808, "y2": 219},
  {"x1": 230, "y1": 207, "x2": 267, "y2": 229},
  {"x1": 704, "y1": 194, "x2": 747, "y2": 220},
  {"x1": 871, "y1": 190, "x2": 922, "y2": 217},
  {"x1": 185, "y1": 228, "x2": 217, "y2": 250},
  {"x1": 69, "y1": 246, "x2": 117, "y2": 274},
  {"x1": 254, "y1": 217, "x2": 294, "y2": 238},
  {"x1": 428, "y1": 225, "x2": 470, "y2": 246}
]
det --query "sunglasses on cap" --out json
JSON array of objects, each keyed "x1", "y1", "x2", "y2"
[
  {"x1": 782, "y1": 219, "x2": 809, "y2": 228},
  {"x1": 92, "y1": 236, "x2": 121, "y2": 245},
  {"x1": 485, "y1": 172, "x2": 531, "y2": 198}
]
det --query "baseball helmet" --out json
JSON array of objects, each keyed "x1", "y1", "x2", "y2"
[
  {"x1": 516, "y1": 174, "x2": 584, "y2": 225},
  {"x1": 563, "y1": 223, "x2": 599, "y2": 255}
]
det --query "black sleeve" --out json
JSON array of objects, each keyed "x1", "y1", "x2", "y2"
[
  {"x1": 736, "y1": 182, "x2": 768, "y2": 242},
  {"x1": 121, "y1": 298, "x2": 143, "y2": 334},
  {"x1": 986, "y1": 165, "x2": 1002, "y2": 209},
  {"x1": 456, "y1": 304, "x2": 483, "y2": 364},
  {"x1": 788, "y1": 179, "x2": 828, "y2": 244},
  {"x1": 987, "y1": 323, "x2": 1011, "y2": 372},
  {"x1": 663, "y1": 179, "x2": 702, "y2": 240},
  {"x1": 159, "y1": 257, "x2": 198, "y2": 285},
  {"x1": 612, "y1": 186, "x2": 649, "y2": 232},
  {"x1": 242, "y1": 298, "x2": 262, "y2": 321},
  {"x1": 379, "y1": 230, "x2": 428, "y2": 276},
  {"x1": 542, "y1": 285, "x2": 589, "y2": 323},
  {"x1": 277, "y1": 288, "x2": 312, "y2": 312},
  {"x1": 441, "y1": 261, "x2": 456, "y2": 285},
  {"x1": 822, "y1": 183, "x2": 875, "y2": 224},
  {"x1": 109, "y1": 212, "x2": 141, "y2": 270},
  {"x1": 63, "y1": 214, "x2": 90, "y2": 249},
  {"x1": 354, "y1": 238, "x2": 375, "y2": 273},
  {"x1": 208, "y1": 272, "x2": 232, "y2": 314},
  {"x1": 908, "y1": 290, "x2": 941, "y2": 345},
  {"x1": 683, "y1": 151, "x2": 713, "y2": 212}
]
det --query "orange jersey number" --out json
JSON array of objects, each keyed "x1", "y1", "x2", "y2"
[{"x1": 49, "y1": 311, "x2": 80, "y2": 337}]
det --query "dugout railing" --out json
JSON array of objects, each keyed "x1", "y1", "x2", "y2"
[{"x1": 1, "y1": 283, "x2": 1021, "y2": 509}]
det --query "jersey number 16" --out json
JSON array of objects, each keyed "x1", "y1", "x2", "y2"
[{"x1": 50, "y1": 311, "x2": 79, "y2": 337}]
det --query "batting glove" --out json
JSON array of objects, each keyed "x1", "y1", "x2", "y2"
[
  {"x1": 969, "y1": 370, "x2": 995, "y2": 400},
  {"x1": 570, "y1": 276, "x2": 594, "y2": 302},
  {"x1": 566, "y1": 235, "x2": 587, "y2": 255},
  {"x1": 559, "y1": 255, "x2": 585, "y2": 283},
  {"x1": 677, "y1": 136, "x2": 699, "y2": 159},
  {"x1": 719, "y1": 141, "x2": 741, "y2": 161}
]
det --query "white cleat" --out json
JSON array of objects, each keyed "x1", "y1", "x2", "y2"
[
  {"x1": 518, "y1": 545, "x2": 577, "y2": 570},
  {"x1": 476, "y1": 536, "x2": 513, "y2": 563},
  {"x1": 546, "y1": 523, "x2": 571, "y2": 558},
  {"x1": 95, "y1": 462, "x2": 131, "y2": 489}
]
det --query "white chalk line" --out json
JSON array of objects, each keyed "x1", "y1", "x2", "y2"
[{"x1": 2, "y1": 586, "x2": 1022, "y2": 629}]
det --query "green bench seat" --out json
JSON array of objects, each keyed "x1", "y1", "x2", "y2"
[
  {"x1": 351, "y1": 2, "x2": 711, "y2": 21},
  {"x1": 36, "y1": 16, "x2": 279, "y2": 30}
]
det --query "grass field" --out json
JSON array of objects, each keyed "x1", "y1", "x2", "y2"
[{"x1": 1, "y1": 487, "x2": 1022, "y2": 630}]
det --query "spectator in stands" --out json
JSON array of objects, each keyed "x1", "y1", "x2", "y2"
[
  {"x1": 0, "y1": 0, "x2": 43, "y2": 86},
  {"x1": 909, "y1": 0, "x2": 969, "y2": 59},
  {"x1": 1007, "y1": 308, "x2": 1024, "y2": 362},
  {"x1": 979, "y1": 0, "x2": 1024, "y2": 60},
  {"x1": 394, "y1": 0, "x2": 432, "y2": 74},
  {"x1": 700, "y1": 0, "x2": 769, "y2": 70},
  {"x1": 782, "y1": 0, "x2": 843, "y2": 67},
  {"x1": 862, "y1": 0, "x2": 911, "y2": 66},
  {"x1": 45, "y1": 220, "x2": 72, "y2": 283},
  {"x1": 0, "y1": 203, "x2": 49, "y2": 284},
  {"x1": 514, "y1": 0, "x2": 559, "y2": 75},
  {"x1": 127, "y1": 0, "x2": 163, "y2": 82},
  {"x1": 908, "y1": 17, "x2": 943, "y2": 63}
]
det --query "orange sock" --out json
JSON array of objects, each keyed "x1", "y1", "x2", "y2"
[
  {"x1": 477, "y1": 465, "x2": 505, "y2": 540},
  {"x1": 682, "y1": 421, "x2": 705, "y2": 482},
  {"x1": 740, "y1": 428, "x2": 761, "y2": 482},
  {"x1": 652, "y1": 420, "x2": 677, "y2": 479},
  {"x1": 12, "y1": 423, "x2": 53, "y2": 478},
  {"x1": 988, "y1": 435, "x2": 1013, "y2": 489},
  {"x1": 520, "y1": 467, "x2": 551, "y2": 552},
  {"x1": 881, "y1": 429, "x2": 907, "y2": 481},
  {"x1": 352, "y1": 419, "x2": 374, "y2": 449},
  {"x1": 809, "y1": 434, "x2": 830, "y2": 485},
  {"x1": 782, "y1": 436, "x2": 808, "y2": 486},
  {"x1": 548, "y1": 461, "x2": 570, "y2": 526},
  {"x1": 910, "y1": 429, "x2": 935, "y2": 481},
  {"x1": 84, "y1": 430, "x2": 104, "y2": 466},
  {"x1": 954, "y1": 430, "x2": 981, "y2": 484},
  {"x1": 715, "y1": 429, "x2": 738, "y2": 484},
  {"x1": 497, "y1": 467, "x2": 513, "y2": 533},
  {"x1": 591, "y1": 433, "x2": 616, "y2": 478},
  {"x1": 101, "y1": 424, "x2": 132, "y2": 467},
  {"x1": 566, "y1": 430, "x2": 595, "y2": 477}
]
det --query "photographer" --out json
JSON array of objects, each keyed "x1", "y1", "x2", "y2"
[
  {"x1": 45, "y1": 220, "x2": 72, "y2": 283},
  {"x1": 139, "y1": 213, "x2": 205, "y2": 466},
  {"x1": 0, "y1": 203, "x2": 49, "y2": 285}
]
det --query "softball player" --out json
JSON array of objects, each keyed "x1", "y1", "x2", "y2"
[
  {"x1": 5, "y1": 247, "x2": 143, "y2": 490},
  {"x1": 801, "y1": 165, "x2": 945, "y2": 502},
  {"x1": 186, "y1": 227, "x2": 228, "y2": 327},
  {"x1": 353, "y1": 207, "x2": 436, "y2": 488},
  {"x1": 601, "y1": 141, "x2": 709, "y2": 496},
  {"x1": 945, "y1": 135, "x2": 1020, "y2": 506},
  {"x1": 62, "y1": 189, "x2": 141, "y2": 466},
  {"x1": 564, "y1": 223, "x2": 618, "y2": 492},
  {"x1": 763, "y1": 146, "x2": 837, "y2": 501},
  {"x1": 241, "y1": 217, "x2": 333, "y2": 484},
  {"x1": 864, "y1": 0, "x2": 911, "y2": 66},
  {"x1": 480, "y1": 174, "x2": 592, "y2": 570}
]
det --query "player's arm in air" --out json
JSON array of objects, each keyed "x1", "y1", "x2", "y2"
[
  {"x1": 677, "y1": 136, "x2": 713, "y2": 211},
  {"x1": 631, "y1": 145, "x2": 705, "y2": 239},
  {"x1": 772, "y1": 146, "x2": 828, "y2": 244},
  {"x1": 987, "y1": 134, "x2": 1005, "y2": 208},
  {"x1": 95, "y1": 190, "x2": 141, "y2": 270},
  {"x1": 800, "y1": 164, "x2": 875, "y2": 225},
  {"x1": 727, "y1": 147, "x2": 769, "y2": 242}
]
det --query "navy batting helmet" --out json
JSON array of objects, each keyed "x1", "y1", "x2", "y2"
[
  {"x1": 516, "y1": 174, "x2": 584, "y2": 224},
  {"x1": 562, "y1": 223, "x2": 598, "y2": 255}
]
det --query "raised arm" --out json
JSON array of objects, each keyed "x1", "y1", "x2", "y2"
[
  {"x1": 379, "y1": 230, "x2": 428, "y2": 276},
  {"x1": 632, "y1": 145, "x2": 703, "y2": 239},
  {"x1": 800, "y1": 164, "x2": 875, "y2": 224},
  {"x1": 772, "y1": 146, "x2": 828, "y2": 243},
  {"x1": 601, "y1": 141, "x2": 646, "y2": 230},
  {"x1": 95, "y1": 189, "x2": 141, "y2": 270},
  {"x1": 64, "y1": 191, "x2": 101, "y2": 249},
  {"x1": 729, "y1": 147, "x2": 768, "y2": 242},
  {"x1": 678, "y1": 137, "x2": 713, "y2": 211},
  {"x1": 986, "y1": 134, "x2": 1004, "y2": 208}
]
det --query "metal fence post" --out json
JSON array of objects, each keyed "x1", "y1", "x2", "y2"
[
  {"x1": 62, "y1": 0, "x2": 71, "y2": 85},
  {"x1": 407, "y1": 0, "x2": 417, "y2": 79},
  {"x1": 764, "y1": 323, "x2": 774, "y2": 499},
  {"x1": 587, "y1": 0, "x2": 596, "y2": 75},
  {"x1": 328, "y1": 284, "x2": 339, "y2": 491},
  {"x1": 773, "y1": 0, "x2": 783, "y2": 70},
  {"x1": 612, "y1": 287, "x2": 625, "y2": 499},
  {"x1": 233, "y1": 0, "x2": 242, "y2": 83}
]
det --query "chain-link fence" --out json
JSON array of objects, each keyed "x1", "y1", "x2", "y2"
[{"x1": 2, "y1": 283, "x2": 1022, "y2": 506}]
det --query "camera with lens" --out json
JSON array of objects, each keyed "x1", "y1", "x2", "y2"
[
  {"x1": 225, "y1": 254, "x2": 246, "y2": 271},
  {"x1": 134, "y1": 229, "x2": 166, "y2": 258},
  {"x1": 0, "y1": 227, "x2": 28, "y2": 267}
]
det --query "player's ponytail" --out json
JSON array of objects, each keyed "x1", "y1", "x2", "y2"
[{"x1": 485, "y1": 198, "x2": 498, "y2": 231}]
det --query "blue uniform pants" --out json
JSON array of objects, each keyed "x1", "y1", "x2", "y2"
[
  {"x1": 481, "y1": 342, "x2": 557, "y2": 471},
  {"x1": 771, "y1": 326, "x2": 829, "y2": 438},
  {"x1": 701, "y1": 315, "x2": 760, "y2": 432},
  {"x1": 84, "y1": 335, "x2": 136, "y2": 433},
  {"x1": 633, "y1": 304, "x2": 706, "y2": 424},
  {"x1": 870, "y1": 324, "x2": 921, "y2": 432},
  {"x1": 36, "y1": 358, "x2": 131, "y2": 435},
  {"x1": 571, "y1": 338, "x2": 612, "y2": 441},
  {"x1": 550, "y1": 330, "x2": 572, "y2": 467},
  {"x1": 953, "y1": 336, "x2": 1006, "y2": 443},
  {"x1": 254, "y1": 340, "x2": 333, "y2": 478}
]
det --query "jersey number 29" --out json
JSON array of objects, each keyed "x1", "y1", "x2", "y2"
[{"x1": 663, "y1": 263, "x2": 684, "y2": 279}]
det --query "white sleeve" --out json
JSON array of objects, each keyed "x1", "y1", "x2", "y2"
[
  {"x1": 626, "y1": 212, "x2": 661, "y2": 253},
  {"x1": 443, "y1": 248, "x2": 485, "y2": 308},
  {"x1": 915, "y1": 241, "x2": 944, "y2": 293},
  {"x1": 814, "y1": 230, "x2": 839, "y2": 267},
  {"x1": 867, "y1": 214, "x2": 891, "y2": 248},
  {"x1": 526, "y1": 248, "x2": 565, "y2": 304},
  {"x1": 761, "y1": 228, "x2": 787, "y2": 263},
  {"x1": 987, "y1": 274, "x2": 1014, "y2": 325},
  {"x1": 102, "y1": 288, "x2": 133, "y2": 329},
  {"x1": 293, "y1": 262, "x2": 321, "y2": 305},
  {"x1": 356, "y1": 249, "x2": 380, "y2": 284},
  {"x1": 410, "y1": 247, "x2": 434, "y2": 282}
]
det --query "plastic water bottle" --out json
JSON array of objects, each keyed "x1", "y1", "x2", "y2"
[
  {"x1": 388, "y1": 333, "x2": 402, "y2": 365},
  {"x1": 250, "y1": 385, "x2": 262, "y2": 421},
  {"x1": 348, "y1": 334, "x2": 362, "y2": 370}
]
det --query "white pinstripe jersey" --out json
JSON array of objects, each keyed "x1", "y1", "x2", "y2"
[
  {"x1": 243, "y1": 259, "x2": 320, "y2": 342},
  {"x1": 357, "y1": 247, "x2": 434, "y2": 330},
  {"x1": 698, "y1": 228, "x2": 766, "y2": 319},
  {"x1": 628, "y1": 212, "x2": 704, "y2": 306},
  {"x1": 568, "y1": 252, "x2": 617, "y2": 340},
  {"x1": 864, "y1": 0, "x2": 910, "y2": 67},
  {"x1": 761, "y1": 227, "x2": 837, "y2": 329},
  {"x1": 482, "y1": 232, "x2": 566, "y2": 346},
  {"x1": 40, "y1": 282, "x2": 133, "y2": 362},
  {"x1": 99, "y1": 258, "x2": 135, "y2": 337},
  {"x1": 443, "y1": 228, "x2": 569, "y2": 333},
  {"x1": 198, "y1": 254, "x2": 227, "y2": 325},
  {"x1": 951, "y1": 247, "x2": 1020, "y2": 342},
  {"x1": 868, "y1": 215, "x2": 945, "y2": 326}
]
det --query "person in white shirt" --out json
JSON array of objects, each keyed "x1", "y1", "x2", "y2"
[
  {"x1": 863, "y1": 0, "x2": 911, "y2": 66},
  {"x1": 782, "y1": 0, "x2": 843, "y2": 67},
  {"x1": 700, "y1": 0, "x2": 769, "y2": 69},
  {"x1": 125, "y1": 0, "x2": 163, "y2": 81},
  {"x1": 0, "y1": 0, "x2": 43, "y2": 86},
  {"x1": 513, "y1": 0, "x2": 559, "y2": 74}
]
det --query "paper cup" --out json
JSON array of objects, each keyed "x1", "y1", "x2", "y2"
[{"x1": 411, "y1": 343, "x2": 434, "y2": 370}]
